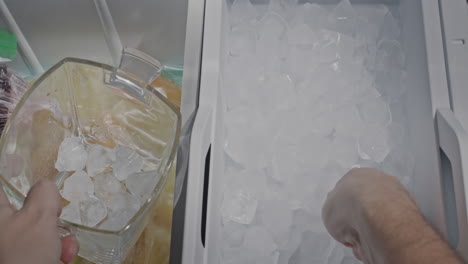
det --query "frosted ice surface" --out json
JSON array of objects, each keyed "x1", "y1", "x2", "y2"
[
  {"x1": 230, "y1": 0, "x2": 257, "y2": 26},
  {"x1": 111, "y1": 146, "x2": 144, "y2": 181},
  {"x1": 387, "y1": 122, "x2": 406, "y2": 147},
  {"x1": 257, "y1": 73, "x2": 295, "y2": 111},
  {"x1": 330, "y1": 134, "x2": 359, "y2": 169},
  {"x1": 342, "y1": 256, "x2": 361, "y2": 264},
  {"x1": 332, "y1": 106, "x2": 363, "y2": 138},
  {"x1": 223, "y1": 220, "x2": 247, "y2": 247},
  {"x1": 60, "y1": 202, "x2": 81, "y2": 225},
  {"x1": 290, "y1": 231, "x2": 334, "y2": 264},
  {"x1": 328, "y1": 0, "x2": 357, "y2": 36},
  {"x1": 55, "y1": 137, "x2": 87, "y2": 171},
  {"x1": 272, "y1": 132, "x2": 329, "y2": 183},
  {"x1": 288, "y1": 23, "x2": 315, "y2": 47},
  {"x1": 380, "y1": 148, "x2": 415, "y2": 179},
  {"x1": 328, "y1": 244, "x2": 345, "y2": 264},
  {"x1": 260, "y1": 199, "x2": 293, "y2": 247},
  {"x1": 60, "y1": 170, "x2": 94, "y2": 202},
  {"x1": 313, "y1": 29, "x2": 340, "y2": 63},
  {"x1": 86, "y1": 144, "x2": 116, "y2": 176},
  {"x1": 303, "y1": 3, "x2": 328, "y2": 30},
  {"x1": 258, "y1": 12, "x2": 287, "y2": 41},
  {"x1": 224, "y1": 108, "x2": 271, "y2": 169},
  {"x1": 379, "y1": 9, "x2": 401, "y2": 41},
  {"x1": 358, "y1": 96, "x2": 392, "y2": 126},
  {"x1": 358, "y1": 125, "x2": 390, "y2": 163},
  {"x1": 125, "y1": 171, "x2": 160, "y2": 203},
  {"x1": 93, "y1": 171, "x2": 123, "y2": 203},
  {"x1": 242, "y1": 226, "x2": 277, "y2": 256},
  {"x1": 79, "y1": 196, "x2": 107, "y2": 227},
  {"x1": 222, "y1": 189, "x2": 258, "y2": 225}
]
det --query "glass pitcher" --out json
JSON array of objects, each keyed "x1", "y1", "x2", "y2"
[{"x1": 0, "y1": 48, "x2": 180, "y2": 263}]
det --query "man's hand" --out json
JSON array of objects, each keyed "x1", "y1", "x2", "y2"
[
  {"x1": 322, "y1": 168, "x2": 463, "y2": 264},
  {"x1": 0, "y1": 180, "x2": 78, "y2": 264}
]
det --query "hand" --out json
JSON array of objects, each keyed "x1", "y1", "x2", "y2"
[
  {"x1": 0, "y1": 180, "x2": 79, "y2": 264},
  {"x1": 322, "y1": 168, "x2": 422, "y2": 263}
]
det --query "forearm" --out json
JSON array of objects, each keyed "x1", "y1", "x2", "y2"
[{"x1": 359, "y1": 195, "x2": 462, "y2": 264}]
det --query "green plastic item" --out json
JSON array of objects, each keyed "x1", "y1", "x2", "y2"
[
  {"x1": 0, "y1": 29, "x2": 16, "y2": 62},
  {"x1": 161, "y1": 65, "x2": 183, "y2": 88}
]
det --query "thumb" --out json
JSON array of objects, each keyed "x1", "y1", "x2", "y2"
[
  {"x1": 60, "y1": 235, "x2": 79, "y2": 263},
  {"x1": 22, "y1": 180, "x2": 61, "y2": 218}
]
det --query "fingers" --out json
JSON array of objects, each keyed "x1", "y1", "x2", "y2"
[
  {"x1": 60, "y1": 235, "x2": 79, "y2": 263},
  {"x1": 0, "y1": 184, "x2": 14, "y2": 216},
  {"x1": 23, "y1": 180, "x2": 61, "y2": 218}
]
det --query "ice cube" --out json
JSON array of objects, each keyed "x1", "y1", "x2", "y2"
[
  {"x1": 242, "y1": 226, "x2": 277, "y2": 256},
  {"x1": 387, "y1": 122, "x2": 407, "y2": 148},
  {"x1": 330, "y1": 134, "x2": 359, "y2": 168},
  {"x1": 221, "y1": 189, "x2": 258, "y2": 225},
  {"x1": 225, "y1": 169, "x2": 269, "y2": 201},
  {"x1": 328, "y1": 0, "x2": 357, "y2": 36},
  {"x1": 224, "y1": 108, "x2": 271, "y2": 169},
  {"x1": 260, "y1": 199, "x2": 292, "y2": 248},
  {"x1": 258, "y1": 12, "x2": 287, "y2": 39},
  {"x1": 55, "y1": 137, "x2": 87, "y2": 171},
  {"x1": 99, "y1": 192, "x2": 141, "y2": 231},
  {"x1": 125, "y1": 171, "x2": 161, "y2": 203},
  {"x1": 303, "y1": 3, "x2": 328, "y2": 30},
  {"x1": 257, "y1": 73, "x2": 295, "y2": 111},
  {"x1": 230, "y1": 24, "x2": 257, "y2": 57},
  {"x1": 230, "y1": 0, "x2": 257, "y2": 26},
  {"x1": 277, "y1": 226, "x2": 303, "y2": 263},
  {"x1": 313, "y1": 29, "x2": 340, "y2": 63},
  {"x1": 328, "y1": 244, "x2": 345, "y2": 264},
  {"x1": 223, "y1": 220, "x2": 247, "y2": 247},
  {"x1": 86, "y1": 144, "x2": 116, "y2": 176},
  {"x1": 79, "y1": 196, "x2": 107, "y2": 227},
  {"x1": 379, "y1": 10, "x2": 401, "y2": 41},
  {"x1": 342, "y1": 256, "x2": 361, "y2": 264},
  {"x1": 357, "y1": 125, "x2": 390, "y2": 163},
  {"x1": 107, "y1": 191, "x2": 141, "y2": 213},
  {"x1": 93, "y1": 171, "x2": 123, "y2": 203},
  {"x1": 60, "y1": 202, "x2": 81, "y2": 225},
  {"x1": 272, "y1": 131, "x2": 330, "y2": 183},
  {"x1": 287, "y1": 23, "x2": 315, "y2": 47},
  {"x1": 111, "y1": 146, "x2": 144, "y2": 181},
  {"x1": 358, "y1": 96, "x2": 392, "y2": 126},
  {"x1": 332, "y1": 106, "x2": 363, "y2": 138},
  {"x1": 336, "y1": 34, "x2": 358, "y2": 60},
  {"x1": 99, "y1": 211, "x2": 133, "y2": 231},
  {"x1": 60, "y1": 170, "x2": 94, "y2": 202},
  {"x1": 380, "y1": 148, "x2": 415, "y2": 180}
]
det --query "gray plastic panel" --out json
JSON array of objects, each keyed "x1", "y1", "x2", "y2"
[
  {"x1": 438, "y1": 0, "x2": 468, "y2": 131},
  {"x1": 4, "y1": 0, "x2": 113, "y2": 70},
  {"x1": 107, "y1": 0, "x2": 188, "y2": 67}
]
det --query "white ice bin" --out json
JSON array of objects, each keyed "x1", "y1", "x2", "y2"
[{"x1": 182, "y1": 0, "x2": 468, "y2": 263}]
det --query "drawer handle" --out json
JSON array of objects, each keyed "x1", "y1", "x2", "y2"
[
  {"x1": 182, "y1": 106, "x2": 213, "y2": 263},
  {"x1": 436, "y1": 108, "x2": 468, "y2": 260}
]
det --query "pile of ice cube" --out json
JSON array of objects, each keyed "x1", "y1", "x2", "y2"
[
  {"x1": 221, "y1": 0, "x2": 415, "y2": 263},
  {"x1": 57, "y1": 137, "x2": 160, "y2": 231}
]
